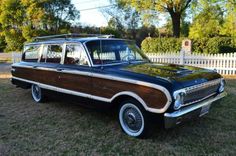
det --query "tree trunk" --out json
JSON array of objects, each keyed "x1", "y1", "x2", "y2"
[{"x1": 170, "y1": 12, "x2": 181, "y2": 38}]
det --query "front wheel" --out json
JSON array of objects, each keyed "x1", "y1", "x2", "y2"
[
  {"x1": 118, "y1": 99, "x2": 149, "y2": 138},
  {"x1": 31, "y1": 84, "x2": 44, "y2": 103}
]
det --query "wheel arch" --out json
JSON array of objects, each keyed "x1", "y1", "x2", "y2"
[
  {"x1": 111, "y1": 91, "x2": 148, "y2": 110},
  {"x1": 111, "y1": 91, "x2": 170, "y2": 114}
]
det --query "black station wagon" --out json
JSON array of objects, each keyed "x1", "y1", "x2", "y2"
[{"x1": 11, "y1": 34, "x2": 226, "y2": 137}]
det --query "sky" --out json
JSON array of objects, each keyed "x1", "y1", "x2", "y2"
[
  {"x1": 71, "y1": 0, "x2": 111, "y2": 27},
  {"x1": 71, "y1": 0, "x2": 168, "y2": 27}
]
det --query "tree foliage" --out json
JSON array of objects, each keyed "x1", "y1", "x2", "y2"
[
  {"x1": 0, "y1": 0, "x2": 79, "y2": 51},
  {"x1": 220, "y1": 0, "x2": 236, "y2": 37},
  {"x1": 142, "y1": 37, "x2": 236, "y2": 54},
  {"x1": 120, "y1": 0, "x2": 194, "y2": 37},
  {"x1": 189, "y1": 0, "x2": 236, "y2": 39},
  {"x1": 189, "y1": 3, "x2": 223, "y2": 39},
  {"x1": 102, "y1": 1, "x2": 159, "y2": 46}
]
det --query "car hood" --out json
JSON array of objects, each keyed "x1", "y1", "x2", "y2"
[{"x1": 122, "y1": 63, "x2": 221, "y2": 87}]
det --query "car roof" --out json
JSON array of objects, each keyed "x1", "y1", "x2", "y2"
[{"x1": 25, "y1": 38, "x2": 133, "y2": 46}]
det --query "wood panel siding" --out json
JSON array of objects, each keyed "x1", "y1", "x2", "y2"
[
  {"x1": 12, "y1": 67, "x2": 58, "y2": 86},
  {"x1": 91, "y1": 77, "x2": 168, "y2": 109},
  {"x1": 12, "y1": 66, "x2": 168, "y2": 110},
  {"x1": 56, "y1": 72, "x2": 92, "y2": 94}
]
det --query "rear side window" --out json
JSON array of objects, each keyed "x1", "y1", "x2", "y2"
[
  {"x1": 23, "y1": 45, "x2": 41, "y2": 62},
  {"x1": 40, "y1": 44, "x2": 63, "y2": 63},
  {"x1": 65, "y1": 44, "x2": 89, "y2": 66}
]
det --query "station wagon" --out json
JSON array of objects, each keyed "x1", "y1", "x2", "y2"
[{"x1": 11, "y1": 34, "x2": 226, "y2": 137}]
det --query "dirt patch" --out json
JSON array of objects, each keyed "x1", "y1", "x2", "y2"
[{"x1": 0, "y1": 73, "x2": 11, "y2": 79}]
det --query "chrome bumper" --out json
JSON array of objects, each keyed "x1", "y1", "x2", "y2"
[{"x1": 164, "y1": 92, "x2": 227, "y2": 129}]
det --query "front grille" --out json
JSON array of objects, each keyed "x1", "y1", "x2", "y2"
[{"x1": 183, "y1": 79, "x2": 221, "y2": 106}]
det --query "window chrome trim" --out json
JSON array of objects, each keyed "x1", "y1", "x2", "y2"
[
  {"x1": 61, "y1": 43, "x2": 66, "y2": 65},
  {"x1": 11, "y1": 66, "x2": 172, "y2": 113},
  {"x1": 64, "y1": 42, "x2": 92, "y2": 67},
  {"x1": 82, "y1": 42, "x2": 94, "y2": 67},
  {"x1": 82, "y1": 39, "x2": 149, "y2": 67},
  {"x1": 89, "y1": 60, "x2": 148, "y2": 67}
]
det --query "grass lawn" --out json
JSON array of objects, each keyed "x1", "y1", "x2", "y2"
[{"x1": 0, "y1": 78, "x2": 236, "y2": 155}]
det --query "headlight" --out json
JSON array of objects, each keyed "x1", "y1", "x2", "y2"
[
  {"x1": 173, "y1": 90, "x2": 186, "y2": 110},
  {"x1": 218, "y1": 79, "x2": 225, "y2": 93}
]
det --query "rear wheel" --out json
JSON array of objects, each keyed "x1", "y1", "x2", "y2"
[
  {"x1": 31, "y1": 84, "x2": 44, "y2": 103},
  {"x1": 118, "y1": 99, "x2": 149, "y2": 138}
]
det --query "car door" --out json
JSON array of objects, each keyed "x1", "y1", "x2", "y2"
[
  {"x1": 35, "y1": 44, "x2": 63, "y2": 87},
  {"x1": 14, "y1": 44, "x2": 43, "y2": 82},
  {"x1": 56, "y1": 42, "x2": 92, "y2": 97}
]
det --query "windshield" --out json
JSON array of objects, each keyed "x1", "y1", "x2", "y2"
[{"x1": 85, "y1": 40, "x2": 149, "y2": 65}]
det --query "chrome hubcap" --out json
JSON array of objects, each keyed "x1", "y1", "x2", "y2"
[
  {"x1": 123, "y1": 108, "x2": 142, "y2": 132},
  {"x1": 119, "y1": 103, "x2": 144, "y2": 136},
  {"x1": 32, "y1": 85, "x2": 41, "y2": 102},
  {"x1": 126, "y1": 112, "x2": 136, "y2": 125}
]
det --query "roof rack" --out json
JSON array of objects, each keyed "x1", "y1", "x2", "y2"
[{"x1": 33, "y1": 33, "x2": 114, "y2": 41}]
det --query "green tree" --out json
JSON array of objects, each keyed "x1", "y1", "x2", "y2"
[
  {"x1": 158, "y1": 12, "x2": 190, "y2": 37},
  {"x1": 0, "y1": 24, "x2": 6, "y2": 51},
  {"x1": 101, "y1": 27, "x2": 122, "y2": 38},
  {"x1": 103, "y1": 2, "x2": 140, "y2": 38},
  {"x1": 136, "y1": 25, "x2": 158, "y2": 46},
  {"x1": 220, "y1": 0, "x2": 236, "y2": 37},
  {"x1": 0, "y1": 0, "x2": 79, "y2": 51},
  {"x1": 189, "y1": 2, "x2": 223, "y2": 39},
  {"x1": 0, "y1": 0, "x2": 26, "y2": 51},
  {"x1": 121, "y1": 0, "x2": 194, "y2": 37},
  {"x1": 107, "y1": 17, "x2": 124, "y2": 33}
]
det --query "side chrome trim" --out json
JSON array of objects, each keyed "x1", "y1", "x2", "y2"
[
  {"x1": 12, "y1": 64, "x2": 172, "y2": 101},
  {"x1": 12, "y1": 76, "x2": 110, "y2": 102},
  {"x1": 111, "y1": 91, "x2": 170, "y2": 113},
  {"x1": 12, "y1": 76, "x2": 172, "y2": 113},
  {"x1": 35, "y1": 67, "x2": 57, "y2": 72}
]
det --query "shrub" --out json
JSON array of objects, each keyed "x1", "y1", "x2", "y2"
[
  {"x1": 142, "y1": 37, "x2": 236, "y2": 54},
  {"x1": 141, "y1": 37, "x2": 183, "y2": 53}
]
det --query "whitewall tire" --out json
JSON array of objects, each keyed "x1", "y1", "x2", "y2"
[
  {"x1": 31, "y1": 84, "x2": 44, "y2": 103},
  {"x1": 119, "y1": 99, "x2": 149, "y2": 137}
]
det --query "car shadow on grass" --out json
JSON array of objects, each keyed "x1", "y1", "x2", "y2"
[{"x1": 38, "y1": 89, "x2": 212, "y2": 140}]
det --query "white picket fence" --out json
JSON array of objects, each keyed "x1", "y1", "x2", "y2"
[
  {"x1": 147, "y1": 52, "x2": 236, "y2": 75},
  {"x1": 4, "y1": 52, "x2": 236, "y2": 75},
  {"x1": 0, "y1": 52, "x2": 21, "y2": 63},
  {"x1": 12, "y1": 52, "x2": 22, "y2": 63}
]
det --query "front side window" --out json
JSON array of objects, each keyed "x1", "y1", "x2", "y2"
[
  {"x1": 64, "y1": 44, "x2": 89, "y2": 66},
  {"x1": 23, "y1": 45, "x2": 41, "y2": 62},
  {"x1": 85, "y1": 40, "x2": 148, "y2": 65},
  {"x1": 40, "y1": 44, "x2": 63, "y2": 63}
]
